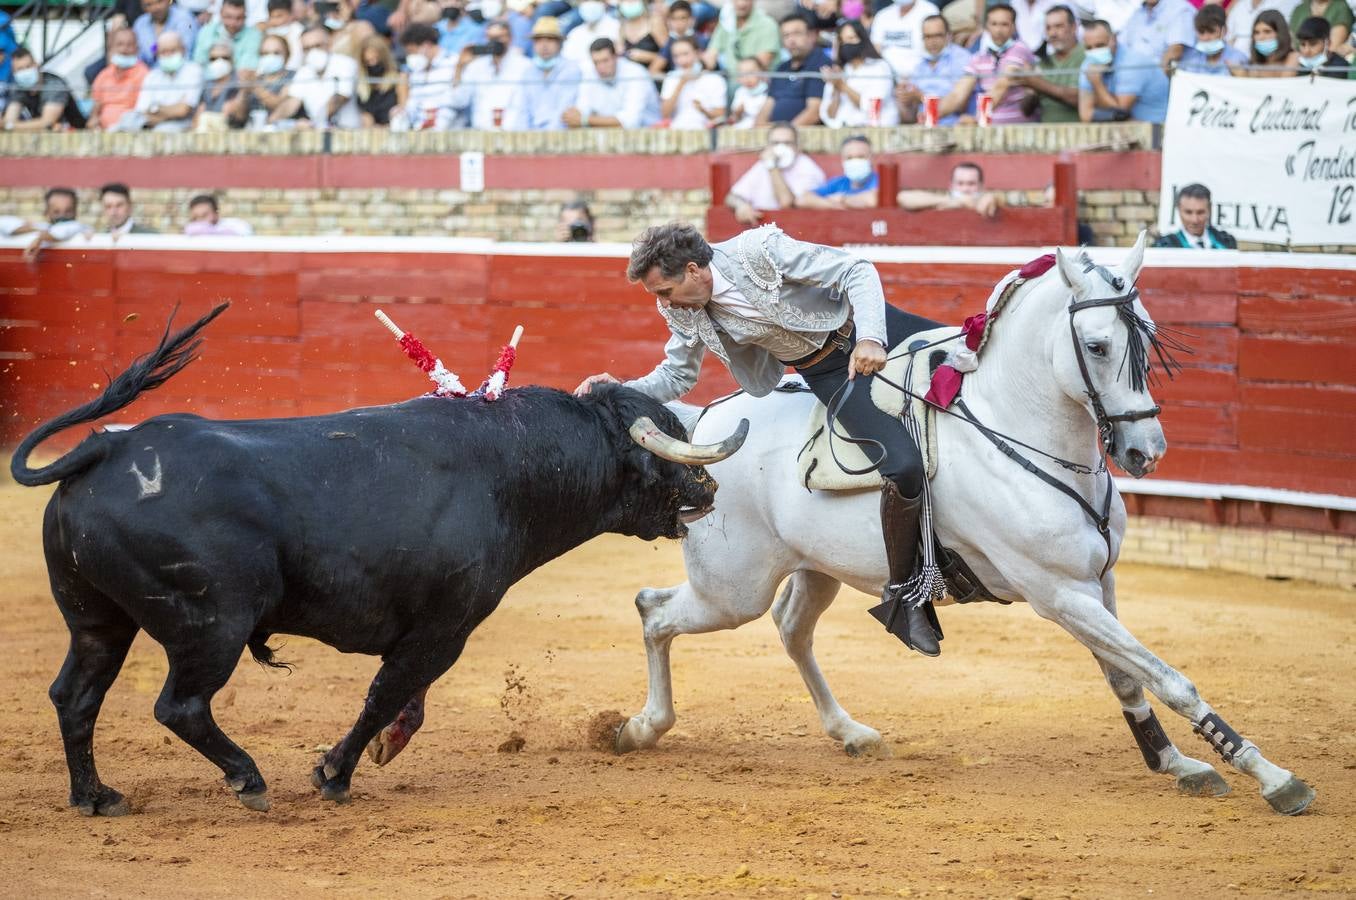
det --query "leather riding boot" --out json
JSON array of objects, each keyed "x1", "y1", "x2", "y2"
[{"x1": 866, "y1": 481, "x2": 942, "y2": 657}]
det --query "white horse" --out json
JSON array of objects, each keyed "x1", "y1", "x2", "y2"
[{"x1": 613, "y1": 235, "x2": 1315, "y2": 816}]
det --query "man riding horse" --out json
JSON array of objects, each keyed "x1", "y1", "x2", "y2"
[{"x1": 575, "y1": 222, "x2": 944, "y2": 656}]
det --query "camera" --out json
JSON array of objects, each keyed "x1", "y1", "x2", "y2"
[{"x1": 569, "y1": 221, "x2": 593, "y2": 242}]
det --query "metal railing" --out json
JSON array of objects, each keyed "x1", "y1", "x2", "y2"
[{"x1": 14, "y1": 0, "x2": 115, "y2": 65}]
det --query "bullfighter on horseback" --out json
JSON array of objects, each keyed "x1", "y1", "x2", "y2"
[{"x1": 575, "y1": 222, "x2": 945, "y2": 656}]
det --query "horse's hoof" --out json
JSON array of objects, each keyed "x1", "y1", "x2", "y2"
[
  {"x1": 843, "y1": 732, "x2": 890, "y2": 759},
  {"x1": 236, "y1": 790, "x2": 270, "y2": 812},
  {"x1": 1176, "y1": 769, "x2": 1231, "y2": 797},
  {"x1": 1263, "y1": 776, "x2": 1315, "y2": 816}
]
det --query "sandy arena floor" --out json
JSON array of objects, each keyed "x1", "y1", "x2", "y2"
[{"x1": 0, "y1": 479, "x2": 1352, "y2": 899}]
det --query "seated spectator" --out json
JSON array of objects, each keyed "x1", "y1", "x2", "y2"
[
  {"x1": 1238, "y1": 10, "x2": 1300, "y2": 76},
  {"x1": 939, "y1": 4, "x2": 1037, "y2": 124},
  {"x1": 1291, "y1": 0, "x2": 1351, "y2": 54},
  {"x1": 101, "y1": 183, "x2": 159, "y2": 234},
  {"x1": 319, "y1": 0, "x2": 378, "y2": 61},
  {"x1": 1078, "y1": 18, "x2": 1170, "y2": 124},
  {"x1": 436, "y1": 0, "x2": 487, "y2": 55},
  {"x1": 1015, "y1": 5, "x2": 1083, "y2": 122},
  {"x1": 185, "y1": 193, "x2": 254, "y2": 235},
  {"x1": 1152, "y1": 183, "x2": 1237, "y2": 249},
  {"x1": 1117, "y1": 0, "x2": 1194, "y2": 73},
  {"x1": 275, "y1": 25, "x2": 361, "y2": 128},
  {"x1": 565, "y1": 37, "x2": 660, "y2": 128},
  {"x1": 614, "y1": 0, "x2": 662, "y2": 73},
  {"x1": 897, "y1": 14, "x2": 968, "y2": 125},
  {"x1": 197, "y1": 41, "x2": 246, "y2": 129},
  {"x1": 562, "y1": 0, "x2": 621, "y2": 71},
  {"x1": 523, "y1": 16, "x2": 581, "y2": 129},
  {"x1": 193, "y1": 0, "x2": 261, "y2": 70},
  {"x1": 870, "y1": 0, "x2": 940, "y2": 80},
  {"x1": 728, "y1": 57, "x2": 769, "y2": 128},
  {"x1": 658, "y1": 1, "x2": 708, "y2": 74},
  {"x1": 1009, "y1": 0, "x2": 1060, "y2": 51},
  {"x1": 452, "y1": 19, "x2": 532, "y2": 129},
  {"x1": 393, "y1": 23, "x2": 459, "y2": 129},
  {"x1": 2, "y1": 48, "x2": 87, "y2": 131},
  {"x1": 555, "y1": 198, "x2": 594, "y2": 241},
  {"x1": 264, "y1": 0, "x2": 304, "y2": 67},
  {"x1": 725, "y1": 122, "x2": 826, "y2": 225},
  {"x1": 90, "y1": 29, "x2": 150, "y2": 130},
  {"x1": 760, "y1": 12, "x2": 830, "y2": 125},
  {"x1": 243, "y1": 33, "x2": 295, "y2": 127},
  {"x1": 134, "y1": 0, "x2": 201, "y2": 66},
  {"x1": 357, "y1": 33, "x2": 402, "y2": 126},
  {"x1": 1177, "y1": 4, "x2": 1248, "y2": 76},
  {"x1": 796, "y1": 134, "x2": 878, "y2": 209},
  {"x1": 821, "y1": 19, "x2": 897, "y2": 127},
  {"x1": 660, "y1": 37, "x2": 726, "y2": 128},
  {"x1": 897, "y1": 161, "x2": 1003, "y2": 218},
  {"x1": 1296, "y1": 16, "x2": 1353, "y2": 76},
  {"x1": 704, "y1": 0, "x2": 780, "y2": 73},
  {"x1": 502, "y1": 0, "x2": 536, "y2": 55},
  {"x1": 133, "y1": 32, "x2": 204, "y2": 131},
  {"x1": 0, "y1": 186, "x2": 91, "y2": 261},
  {"x1": 1225, "y1": 0, "x2": 1295, "y2": 55}
]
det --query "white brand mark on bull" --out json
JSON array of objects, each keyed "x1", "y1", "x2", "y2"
[{"x1": 129, "y1": 454, "x2": 163, "y2": 499}]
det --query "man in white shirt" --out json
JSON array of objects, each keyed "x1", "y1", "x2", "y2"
[
  {"x1": 134, "y1": 32, "x2": 204, "y2": 132},
  {"x1": 395, "y1": 23, "x2": 460, "y2": 130},
  {"x1": 564, "y1": 38, "x2": 660, "y2": 129},
  {"x1": 1074, "y1": 0, "x2": 1141, "y2": 33},
  {"x1": 1118, "y1": 0, "x2": 1196, "y2": 66},
  {"x1": 276, "y1": 25, "x2": 360, "y2": 128},
  {"x1": 870, "y1": 0, "x2": 941, "y2": 77},
  {"x1": 1224, "y1": 0, "x2": 1299, "y2": 53},
  {"x1": 0, "y1": 187, "x2": 92, "y2": 261},
  {"x1": 452, "y1": 19, "x2": 533, "y2": 129},
  {"x1": 560, "y1": 3, "x2": 621, "y2": 72}
]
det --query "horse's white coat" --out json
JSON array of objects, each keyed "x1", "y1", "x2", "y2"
[{"x1": 618, "y1": 234, "x2": 1310, "y2": 813}]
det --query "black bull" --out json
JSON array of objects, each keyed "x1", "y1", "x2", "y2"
[{"x1": 10, "y1": 305, "x2": 747, "y2": 815}]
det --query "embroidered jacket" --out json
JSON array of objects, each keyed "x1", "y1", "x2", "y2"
[{"x1": 624, "y1": 225, "x2": 888, "y2": 403}]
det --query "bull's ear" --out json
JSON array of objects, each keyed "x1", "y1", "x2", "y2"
[
  {"x1": 1055, "y1": 247, "x2": 1092, "y2": 301},
  {"x1": 1121, "y1": 230, "x2": 1148, "y2": 285}
]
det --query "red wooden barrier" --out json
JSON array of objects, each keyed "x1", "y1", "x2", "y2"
[{"x1": 3, "y1": 244, "x2": 1354, "y2": 523}]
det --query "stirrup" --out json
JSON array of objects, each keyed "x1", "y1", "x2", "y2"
[{"x1": 868, "y1": 583, "x2": 941, "y2": 657}]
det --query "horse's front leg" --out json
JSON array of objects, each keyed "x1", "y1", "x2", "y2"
[
  {"x1": 1094, "y1": 572, "x2": 1228, "y2": 797},
  {"x1": 1029, "y1": 581, "x2": 1315, "y2": 816}
]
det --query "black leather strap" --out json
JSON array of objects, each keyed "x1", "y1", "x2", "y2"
[
  {"x1": 1123, "y1": 707, "x2": 1173, "y2": 772},
  {"x1": 1194, "y1": 712, "x2": 1254, "y2": 764}
]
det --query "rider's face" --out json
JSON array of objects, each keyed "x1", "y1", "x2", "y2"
[{"x1": 642, "y1": 262, "x2": 712, "y2": 311}]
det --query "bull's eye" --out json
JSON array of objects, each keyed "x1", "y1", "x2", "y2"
[{"x1": 1086, "y1": 341, "x2": 1108, "y2": 359}]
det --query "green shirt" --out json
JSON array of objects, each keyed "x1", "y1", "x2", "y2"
[
  {"x1": 709, "y1": 9, "x2": 781, "y2": 74},
  {"x1": 1037, "y1": 43, "x2": 1084, "y2": 124},
  {"x1": 1290, "y1": 0, "x2": 1354, "y2": 37},
  {"x1": 192, "y1": 21, "x2": 263, "y2": 70}
]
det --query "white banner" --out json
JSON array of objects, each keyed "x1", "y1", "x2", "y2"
[{"x1": 1158, "y1": 72, "x2": 1356, "y2": 246}]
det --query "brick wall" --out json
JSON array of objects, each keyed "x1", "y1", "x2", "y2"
[{"x1": 1121, "y1": 518, "x2": 1355, "y2": 588}]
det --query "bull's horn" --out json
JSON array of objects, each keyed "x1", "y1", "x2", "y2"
[{"x1": 628, "y1": 417, "x2": 749, "y2": 465}]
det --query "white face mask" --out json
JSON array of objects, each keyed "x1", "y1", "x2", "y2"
[
  {"x1": 579, "y1": 0, "x2": 606, "y2": 23},
  {"x1": 843, "y1": 157, "x2": 873, "y2": 183},
  {"x1": 305, "y1": 48, "x2": 330, "y2": 71},
  {"x1": 772, "y1": 143, "x2": 796, "y2": 169},
  {"x1": 406, "y1": 52, "x2": 430, "y2": 72},
  {"x1": 257, "y1": 53, "x2": 286, "y2": 74},
  {"x1": 480, "y1": 0, "x2": 504, "y2": 18},
  {"x1": 207, "y1": 58, "x2": 233, "y2": 80}
]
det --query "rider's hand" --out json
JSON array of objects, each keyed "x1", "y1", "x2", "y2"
[
  {"x1": 848, "y1": 339, "x2": 887, "y2": 380},
  {"x1": 574, "y1": 373, "x2": 621, "y2": 396}
]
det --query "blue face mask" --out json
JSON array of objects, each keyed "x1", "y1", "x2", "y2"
[
  {"x1": 533, "y1": 53, "x2": 558, "y2": 69},
  {"x1": 1085, "y1": 45, "x2": 1113, "y2": 65},
  {"x1": 1254, "y1": 37, "x2": 1279, "y2": 56},
  {"x1": 112, "y1": 53, "x2": 141, "y2": 69},
  {"x1": 1194, "y1": 38, "x2": 1224, "y2": 55},
  {"x1": 14, "y1": 67, "x2": 39, "y2": 88},
  {"x1": 1298, "y1": 51, "x2": 1325, "y2": 68}
]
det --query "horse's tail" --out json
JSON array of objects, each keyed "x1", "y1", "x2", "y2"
[{"x1": 9, "y1": 303, "x2": 229, "y2": 487}]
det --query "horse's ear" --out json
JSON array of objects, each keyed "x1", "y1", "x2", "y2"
[
  {"x1": 1055, "y1": 247, "x2": 1092, "y2": 300},
  {"x1": 1121, "y1": 230, "x2": 1148, "y2": 285}
]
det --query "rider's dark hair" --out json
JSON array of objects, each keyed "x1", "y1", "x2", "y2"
[
  {"x1": 627, "y1": 223, "x2": 714, "y2": 283},
  {"x1": 1177, "y1": 183, "x2": 1212, "y2": 205}
]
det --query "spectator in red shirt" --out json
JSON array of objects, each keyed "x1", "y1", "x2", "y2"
[{"x1": 90, "y1": 28, "x2": 150, "y2": 130}]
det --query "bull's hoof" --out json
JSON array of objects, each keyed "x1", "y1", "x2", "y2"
[
  {"x1": 1176, "y1": 768, "x2": 1231, "y2": 797},
  {"x1": 311, "y1": 765, "x2": 352, "y2": 804},
  {"x1": 73, "y1": 787, "x2": 130, "y2": 817},
  {"x1": 236, "y1": 790, "x2": 270, "y2": 812},
  {"x1": 1263, "y1": 775, "x2": 1315, "y2": 816},
  {"x1": 365, "y1": 726, "x2": 403, "y2": 767}
]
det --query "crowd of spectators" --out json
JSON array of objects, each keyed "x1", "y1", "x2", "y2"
[{"x1": 2, "y1": 0, "x2": 1351, "y2": 133}]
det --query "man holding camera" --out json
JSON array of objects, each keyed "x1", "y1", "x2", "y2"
[
  {"x1": 452, "y1": 18, "x2": 532, "y2": 129},
  {"x1": 556, "y1": 200, "x2": 595, "y2": 241}
]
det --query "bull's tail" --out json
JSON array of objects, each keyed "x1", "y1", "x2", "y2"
[
  {"x1": 248, "y1": 634, "x2": 293, "y2": 673},
  {"x1": 9, "y1": 303, "x2": 229, "y2": 487}
]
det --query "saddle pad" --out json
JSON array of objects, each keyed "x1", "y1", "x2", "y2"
[{"x1": 797, "y1": 326, "x2": 956, "y2": 492}]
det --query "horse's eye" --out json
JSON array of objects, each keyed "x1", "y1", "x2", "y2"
[{"x1": 1086, "y1": 342, "x2": 1108, "y2": 358}]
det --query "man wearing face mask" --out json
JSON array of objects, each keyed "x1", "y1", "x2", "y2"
[
  {"x1": 1, "y1": 187, "x2": 92, "y2": 262},
  {"x1": 1294, "y1": 16, "x2": 1351, "y2": 77},
  {"x1": 1177, "y1": 4, "x2": 1248, "y2": 76},
  {"x1": 436, "y1": 0, "x2": 486, "y2": 54},
  {"x1": 565, "y1": 37, "x2": 660, "y2": 127},
  {"x1": 131, "y1": 32, "x2": 203, "y2": 131},
  {"x1": 133, "y1": 0, "x2": 201, "y2": 66},
  {"x1": 870, "y1": 0, "x2": 940, "y2": 79},
  {"x1": 452, "y1": 19, "x2": 532, "y2": 128},
  {"x1": 193, "y1": 0, "x2": 261, "y2": 71},
  {"x1": 796, "y1": 135, "x2": 879, "y2": 209},
  {"x1": 725, "y1": 122, "x2": 826, "y2": 226},
  {"x1": 897, "y1": 14, "x2": 967, "y2": 125},
  {"x1": 523, "y1": 16, "x2": 581, "y2": 129},
  {"x1": 90, "y1": 29, "x2": 150, "y2": 130},
  {"x1": 264, "y1": 0, "x2": 305, "y2": 66},
  {"x1": 1078, "y1": 18, "x2": 1169, "y2": 124},
  {"x1": 938, "y1": 4, "x2": 1037, "y2": 124},
  {"x1": 276, "y1": 25, "x2": 361, "y2": 128},
  {"x1": 2, "y1": 48, "x2": 87, "y2": 131},
  {"x1": 395, "y1": 23, "x2": 460, "y2": 129},
  {"x1": 658, "y1": 0, "x2": 707, "y2": 73},
  {"x1": 562, "y1": 0, "x2": 621, "y2": 70}
]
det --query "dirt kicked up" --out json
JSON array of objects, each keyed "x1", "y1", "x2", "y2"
[{"x1": 0, "y1": 480, "x2": 1351, "y2": 898}]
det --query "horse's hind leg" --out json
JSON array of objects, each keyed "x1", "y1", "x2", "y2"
[
  {"x1": 772, "y1": 571, "x2": 886, "y2": 758},
  {"x1": 1094, "y1": 574, "x2": 1228, "y2": 797}
]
